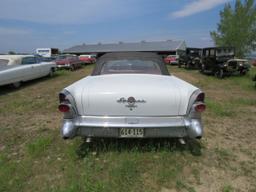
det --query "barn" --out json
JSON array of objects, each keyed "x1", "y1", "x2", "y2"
[{"x1": 63, "y1": 40, "x2": 187, "y2": 57}]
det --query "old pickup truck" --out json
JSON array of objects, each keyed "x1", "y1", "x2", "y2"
[{"x1": 0, "y1": 55, "x2": 56, "y2": 88}]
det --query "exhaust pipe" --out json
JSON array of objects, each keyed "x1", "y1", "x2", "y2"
[{"x1": 61, "y1": 120, "x2": 77, "y2": 139}]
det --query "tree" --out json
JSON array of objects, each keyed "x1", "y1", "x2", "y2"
[
  {"x1": 8, "y1": 51, "x2": 16, "y2": 55},
  {"x1": 210, "y1": 0, "x2": 256, "y2": 57}
]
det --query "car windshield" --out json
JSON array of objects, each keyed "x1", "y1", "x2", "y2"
[
  {"x1": 100, "y1": 60, "x2": 162, "y2": 75},
  {"x1": 216, "y1": 48, "x2": 234, "y2": 56},
  {"x1": 189, "y1": 50, "x2": 200, "y2": 56},
  {"x1": 238, "y1": 61, "x2": 249, "y2": 65}
]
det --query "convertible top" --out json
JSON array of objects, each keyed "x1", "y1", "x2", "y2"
[{"x1": 91, "y1": 52, "x2": 170, "y2": 76}]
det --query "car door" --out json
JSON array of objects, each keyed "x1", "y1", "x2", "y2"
[
  {"x1": 21, "y1": 56, "x2": 40, "y2": 80},
  {"x1": 203, "y1": 49, "x2": 211, "y2": 70},
  {"x1": 35, "y1": 57, "x2": 51, "y2": 76}
]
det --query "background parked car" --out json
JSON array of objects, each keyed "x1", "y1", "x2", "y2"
[
  {"x1": 225, "y1": 59, "x2": 250, "y2": 75},
  {"x1": 164, "y1": 54, "x2": 179, "y2": 65},
  {"x1": 179, "y1": 48, "x2": 202, "y2": 69},
  {"x1": 201, "y1": 47, "x2": 236, "y2": 78},
  {"x1": 0, "y1": 55, "x2": 56, "y2": 88},
  {"x1": 79, "y1": 55, "x2": 96, "y2": 64},
  {"x1": 56, "y1": 55, "x2": 82, "y2": 71}
]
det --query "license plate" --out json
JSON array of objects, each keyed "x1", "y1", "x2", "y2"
[{"x1": 120, "y1": 128, "x2": 144, "y2": 138}]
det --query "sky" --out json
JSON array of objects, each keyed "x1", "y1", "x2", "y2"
[{"x1": 0, "y1": 0, "x2": 235, "y2": 53}]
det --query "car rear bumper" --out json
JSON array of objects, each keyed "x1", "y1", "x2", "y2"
[
  {"x1": 57, "y1": 64, "x2": 71, "y2": 69},
  {"x1": 61, "y1": 115, "x2": 203, "y2": 139}
]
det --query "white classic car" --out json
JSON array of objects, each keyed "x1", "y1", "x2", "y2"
[
  {"x1": 0, "y1": 55, "x2": 56, "y2": 88},
  {"x1": 58, "y1": 52, "x2": 206, "y2": 141}
]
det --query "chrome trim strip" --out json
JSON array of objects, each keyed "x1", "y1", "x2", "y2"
[{"x1": 74, "y1": 116, "x2": 186, "y2": 128}]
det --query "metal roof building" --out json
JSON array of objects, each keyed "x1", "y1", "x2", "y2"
[{"x1": 63, "y1": 40, "x2": 187, "y2": 56}]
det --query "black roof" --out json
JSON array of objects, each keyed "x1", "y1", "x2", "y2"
[
  {"x1": 91, "y1": 52, "x2": 170, "y2": 76},
  {"x1": 64, "y1": 40, "x2": 186, "y2": 54},
  {"x1": 203, "y1": 47, "x2": 235, "y2": 50}
]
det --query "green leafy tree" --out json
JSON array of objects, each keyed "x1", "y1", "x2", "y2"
[
  {"x1": 8, "y1": 51, "x2": 16, "y2": 55},
  {"x1": 211, "y1": 0, "x2": 256, "y2": 57}
]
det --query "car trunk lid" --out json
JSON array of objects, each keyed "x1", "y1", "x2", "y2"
[{"x1": 80, "y1": 74, "x2": 183, "y2": 116}]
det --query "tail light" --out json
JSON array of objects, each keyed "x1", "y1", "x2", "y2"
[
  {"x1": 196, "y1": 92, "x2": 205, "y2": 102},
  {"x1": 194, "y1": 103, "x2": 206, "y2": 112},
  {"x1": 59, "y1": 93, "x2": 68, "y2": 103},
  {"x1": 59, "y1": 92, "x2": 71, "y2": 113},
  {"x1": 194, "y1": 92, "x2": 206, "y2": 112},
  {"x1": 58, "y1": 104, "x2": 70, "y2": 112}
]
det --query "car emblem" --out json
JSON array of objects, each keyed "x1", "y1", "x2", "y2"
[{"x1": 117, "y1": 97, "x2": 146, "y2": 110}]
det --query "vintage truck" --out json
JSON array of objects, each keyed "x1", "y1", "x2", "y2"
[{"x1": 200, "y1": 47, "x2": 250, "y2": 78}]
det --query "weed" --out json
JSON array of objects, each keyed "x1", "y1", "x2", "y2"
[
  {"x1": 176, "y1": 180, "x2": 196, "y2": 192},
  {"x1": 206, "y1": 98, "x2": 235, "y2": 117},
  {"x1": 230, "y1": 97, "x2": 256, "y2": 106},
  {"x1": 26, "y1": 136, "x2": 52, "y2": 157},
  {"x1": 108, "y1": 158, "x2": 141, "y2": 191},
  {"x1": 222, "y1": 184, "x2": 234, "y2": 192}
]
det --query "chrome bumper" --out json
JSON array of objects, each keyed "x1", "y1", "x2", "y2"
[
  {"x1": 57, "y1": 64, "x2": 70, "y2": 69},
  {"x1": 61, "y1": 116, "x2": 203, "y2": 139}
]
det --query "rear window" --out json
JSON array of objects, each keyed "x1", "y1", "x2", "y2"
[
  {"x1": 100, "y1": 60, "x2": 162, "y2": 75},
  {"x1": 21, "y1": 57, "x2": 37, "y2": 65},
  {"x1": 0, "y1": 59, "x2": 9, "y2": 66},
  {"x1": 216, "y1": 48, "x2": 234, "y2": 56},
  {"x1": 56, "y1": 55, "x2": 68, "y2": 60}
]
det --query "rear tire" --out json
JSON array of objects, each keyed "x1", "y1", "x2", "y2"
[
  {"x1": 200, "y1": 64, "x2": 205, "y2": 73},
  {"x1": 70, "y1": 65, "x2": 75, "y2": 71},
  {"x1": 12, "y1": 82, "x2": 21, "y2": 88},
  {"x1": 239, "y1": 70, "x2": 246, "y2": 76},
  {"x1": 185, "y1": 63, "x2": 190, "y2": 69},
  {"x1": 215, "y1": 69, "x2": 224, "y2": 78},
  {"x1": 48, "y1": 68, "x2": 54, "y2": 77}
]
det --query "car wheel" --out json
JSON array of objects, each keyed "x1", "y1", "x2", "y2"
[
  {"x1": 48, "y1": 68, "x2": 54, "y2": 77},
  {"x1": 12, "y1": 82, "x2": 21, "y2": 88},
  {"x1": 186, "y1": 63, "x2": 191, "y2": 69},
  {"x1": 200, "y1": 64, "x2": 205, "y2": 73},
  {"x1": 239, "y1": 70, "x2": 246, "y2": 75},
  {"x1": 215, "y1": 69, "x2": 224, "y2": 78},
  {"x1": 70, "y1": 65, "x2": 75, "y2": 71}
]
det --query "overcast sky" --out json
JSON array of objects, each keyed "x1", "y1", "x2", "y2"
[{"x1": 0, "y1": 0, "x2": 234, "y2": 53}]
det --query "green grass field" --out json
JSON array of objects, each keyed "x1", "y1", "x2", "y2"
[{"x1": 0, "y1": 65, "x2": 255, "y2": 192}]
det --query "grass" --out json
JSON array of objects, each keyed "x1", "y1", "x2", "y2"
[
  {"x1": 176, "y1": 180, "x2": 196, "y2": 192},
  {"x1": 26, "y1": 136, "x2": 52, "y2": 157},
  {"x1": 0, "y1": 65, "x2": 256, "y2": 192},
  {"x1": 222, "y1": 185, "x2": 234, "y2": 192},
  {"x1": 206, "y1": 98, "x2": 235, "y2": 117}
]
